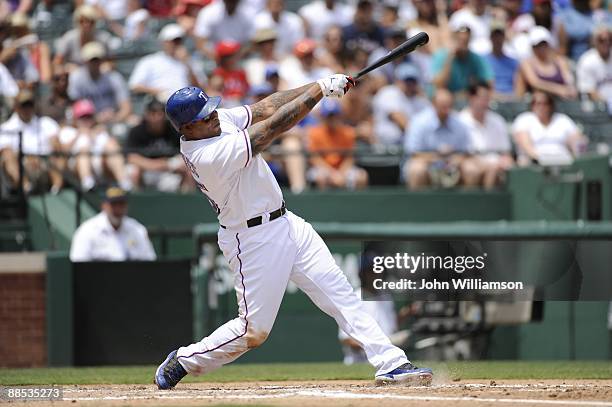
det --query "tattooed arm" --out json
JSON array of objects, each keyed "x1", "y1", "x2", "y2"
[
  {"x1": 248, "y1": 84, "x2": 314, "y2": 125},
  {"x1": 248, "y1": 83, "x2": 322, "y2": 156}
]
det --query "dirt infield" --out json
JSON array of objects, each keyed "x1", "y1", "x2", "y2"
[{"x1": 26, "y1": 379, "x2": 612, "y2": 407}]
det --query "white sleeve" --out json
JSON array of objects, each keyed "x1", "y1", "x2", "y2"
[
  {"x1": 212, "y1": 129, "x2": 253, "y2": 174},
  {"x1": 0, "y1": 63, "x2": 18, "y2": 98},
  {"x1": 194, "y1": 7, "x2": 212, "y2": 39},
  {"x1": 70, "y1": 226, "x2": 92, "y2": 262},
  {"x1": 511, "y1": 113, "x2": 532, "y2": 134},
  {"x1": 135, "y1": 224, "x2": 157, "y2": 261},
  {"x1": 559, "y1": 114, "x2": 579, "y2": 138},
  {"x1": 576, "y1": 54, "x2": 596, "y2": 93},
  {"x1": 218, "y1": 106, "x2": 252, "y2": 130},
  {"x1": 128, "y1": 58, "x2": 149, "y2": 88}
]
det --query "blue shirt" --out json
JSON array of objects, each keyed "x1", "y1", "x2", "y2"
[
  {"x1": 406, "y1": 108, "x2": 472, "y2": 154},
  {"x1": 431, "y1": 49, "x2": 493, "y2": 93},
  {"x1": 485, "y1": 53, "x2": 518, "y2": 95}
]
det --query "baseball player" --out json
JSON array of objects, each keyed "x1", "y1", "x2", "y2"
[{"x1": 154, "y1": 75, "x2": 433, "y2": 388}]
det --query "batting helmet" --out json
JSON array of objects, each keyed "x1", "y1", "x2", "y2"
[{"x1": 165, "y1": 86, "x2": 221, "y2": 131}]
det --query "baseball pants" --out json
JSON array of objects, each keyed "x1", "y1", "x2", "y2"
[{"x1": 176, "y1": 211, "x2": 409, "y2": 376}]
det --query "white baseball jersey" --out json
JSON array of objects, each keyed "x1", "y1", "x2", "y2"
[{"x1": 179, "y1": 105, "x2": 283, "y2": 228}]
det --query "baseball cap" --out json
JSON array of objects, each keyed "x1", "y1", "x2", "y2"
[
  {"x1": 216, "y1": 40, "x2": 241, "y2": 58},
  {"x1": 265, "y1": 64, "x2": 279, "y2": 79},
  {"x1": 320, "y1": 99, "x2": 341, "y2": 117},
  {"x1": 449, "y1": 19, "x2": 472, "y2": 33},
  {"x1": 104, "y1": 186, "x2": 128, "y2": 203},
  {"x1": 73, "y1": 99, "x2": 96, "y2": 119},
  {"x1": 15, "y1": 90, "x2": 34, "y2": 105},
  {"x1": 158, "y1": 24, "x2": 185, "y2": 41},
  {"x1": 165, "y1": 86, "x2": 221, "y2": 131},
  {"x1": 81, "y1": 41, "x2": 105, "y2": 61},
  {"x1": 74, "y1": 5, "x2": 99, "y2": 22},
  {"x1": 529, "y1": 26, "x2": 553, "y2": 46},
  {"x1": 395, "y1": 63, "x2": 419, "y2": 81},
  {"x1": 490, "y1": 20, "x2": 506, "y2": 34},
  {"x1": 10, "y1": 13, "x2": 30, "y2": 28},
  {"x1": 252, "y1": 28, "x2": 277, "y2": 43},
  {"x1": 294, "y1": 38, "x2": 316, "y2": 57}
]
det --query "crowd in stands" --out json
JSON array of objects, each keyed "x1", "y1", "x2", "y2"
[{"x1": 0, "y1": 0, "x2": 610, "y2": 196}]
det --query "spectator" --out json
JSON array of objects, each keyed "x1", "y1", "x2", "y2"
[
  {"x1": 576, "y1": 26, "x2": 612, "y2": 104},
  {"x1": 114, "y1": 0, "x2": 151, "y2": 41},
  {"x1": 69, "y1": 187, "x2": 156, "y2": 262},
  {"x1": 299, "y1": 0, "x2": 354, "y2": 41},
  {"x1": 279, "y1": 39, "x2": 332, "y2": 89},
  {"x1": 59, "y1": 99, "x2": 132, "y2": 191},
  {"x1": 38, "y1": 66, "x2": 71, "y2": 125},
  {"x1": 0, "y1": 90, "x2": 63, "y2": 193},
  {"x1": 53, "y1": 5, "x2": 114, "y2": 67},
  {"x1": 459, "y1": 82, "x2": 513, "y2": 189},
  {"x1": 517, "y1": 26, "x2": 577, "y2": 100},
  {"x1": 307, "y1": 99, "x2": 368, "y2": 189},
  {"x1": 194, "y1": 0, "x2": 254, "y2": 59},
  {"x1": 175, "y1": 0, "x2": 210, "y2": 37},
  {"x1": 1, "y1": 13, "x2": 51, "y2": 86},
  {"x1": 405, "y1": 89, "x2": 481, "y2": 189},
  {"x1": 556, "y1": 0, "x2": 612, "y2": 61},
  {"x1": 254, "y1": 0, "x2": 304, "y2": 57},
  {"x1": 129, "y1": 24, "x2": 201, "y2": 99},
  {"x1": 342, "y1": 0, "x2": 385, "y2": 53},
  {"x1": 485, "y1": 22, "x2": 519, "y2": 100},
  {"x1": 245, "y1": 28, "x2": 280, "y2": 87},
  {"x1": 408, "y1": 0, "x2": 451, "y2": 53},
  {"x1": 68, "y1": 42, "x2": 133, "y2": 129},
  {"x1": 368, "y1": 26, "x2": 411, "y2": 85},
  {"x1": 209, "y1": 41, "x2": 250, "y2": 106},
  {"x1": 512, "y1": 90, "x2": 587, "y2": 165},
  {"x1": 492, "y1": 0, "x2": 523, "y2": 28},
  {"x1": 372, "y1": 63, "x2": 431, "y2": 147},
  {"x1": 509, "y1": 0, "x2": 556, "y2": 60},
  {"x1": 449, "y1": 0, "x2": 494, "y2": 54},
  {"x1": 317, "y1": 26, "x2": 347, "y2": 73},
  {"x1": 431, "y1": 24, "x2": 493, "y2": 95},
  {"x1": 126, "y1": 98, "x2": 188, "y2": 192}
]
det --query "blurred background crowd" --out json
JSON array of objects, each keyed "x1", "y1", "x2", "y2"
[{"x1": 0, "y1": 0, "x2": 611, "y2": 196}]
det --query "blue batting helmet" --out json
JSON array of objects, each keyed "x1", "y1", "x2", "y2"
[{"x1": 165, "y1": 87, "x2": 222, "y2": 131}]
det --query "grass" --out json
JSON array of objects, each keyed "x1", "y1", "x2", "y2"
[{"x1": 0, "y1": 361, "x2": 610, "y2": 386}]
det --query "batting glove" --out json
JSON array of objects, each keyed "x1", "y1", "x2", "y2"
[{"x1": 317, "y1": 74, "x2": 356, "y2": 99}]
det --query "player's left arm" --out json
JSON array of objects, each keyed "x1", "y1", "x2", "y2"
[{"x1": 248, "y1": 83, "x2": 314, "y2": 125}]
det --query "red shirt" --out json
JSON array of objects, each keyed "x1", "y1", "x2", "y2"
[{"x1": 212, "y1": 67, "x2": 250, "y2": 100}]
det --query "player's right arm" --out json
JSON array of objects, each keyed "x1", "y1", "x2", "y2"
[{"x1": 247, "y1": 75, "x2": 354, "y2": 155}]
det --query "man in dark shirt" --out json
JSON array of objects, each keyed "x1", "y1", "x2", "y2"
[
  {"x1": 342, "y1": 0, "x2": 385, "y2": 53},
  {"x1": 126, "y1": 98, "x2": 190, "y2": 191}
]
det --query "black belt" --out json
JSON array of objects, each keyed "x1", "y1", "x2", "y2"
[{"x1": 220, "y1": 201, "x2": 286, "y2": 229}]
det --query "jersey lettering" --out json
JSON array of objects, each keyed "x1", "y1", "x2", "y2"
[{"x1": 182, "y1": 153, "x2": 219, "y2": 212}]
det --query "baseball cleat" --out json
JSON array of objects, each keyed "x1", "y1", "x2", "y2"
[
  {"x1": 154, "y1": 350, "x2": 187, "y2": 390},
  {"x1": 375, "y1": 363, "x2": 433, "y2": 386}
]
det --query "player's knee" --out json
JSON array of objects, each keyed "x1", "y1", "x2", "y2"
[{"x1": 245, "y1": 328, "x2": 269, "y2": 349}]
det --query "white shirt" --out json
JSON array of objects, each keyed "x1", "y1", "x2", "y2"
[
  {"x1": 129, "y1": 52, "x2": 191, "y2": 96},
  {"x1": 70, "y1": 212, "x2": 156, "y2": 262},
  {"x1": 449, "y1": 7, "x2": 493, "y2": 55},
  {"x1": 123, "y1": 8, "x2": 150, "y2": 41},
  {"x1": 298, "y1": 0, "x2": 354, "y2": 40},
  {"x1": 194, "y1": 1, "x2": 254, "y2": 44},
  {"x1": 576, "y1": 48, "x2": 612, "y2": 102},
  {"x1": 0, "y1": 113, "x2": 59, "y2": 155},
  {"x1": 59, "y1": 126, "x2": 110, "y2": 155},
  {"x1": 0, "y1": 62, "x2": 18, "y2": 98},
  {"x1": 254, "y1": 10, "x2": 305, "y2": 57},
  {"x1": 180, "y1": 105, "x2": 283, "y2": 228},
  {"x1": 372, "y1": 85, "x2": 431, "y2": 146},
  {"x1": 458, "y1": 109, "x2": 511, "y2": 154},
  {"x1": 84, "y1": 0, "x2": 128, "y2": 20},
  {"x1": 512, "y1": 111, "x2": 579, "y2": 163}
]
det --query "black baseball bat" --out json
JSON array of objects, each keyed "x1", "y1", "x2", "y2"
[{"x1": 353, "y1": 32, "x2": 429, "y2": 80}]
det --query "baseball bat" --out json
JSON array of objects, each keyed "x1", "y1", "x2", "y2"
[{"x1": 353, "y1": 32, "x2": 429, "y2": 80}]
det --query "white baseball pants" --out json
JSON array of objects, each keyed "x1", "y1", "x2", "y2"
[{"x1": 176, "y1": 211, "x2": 409, "y2": 376}]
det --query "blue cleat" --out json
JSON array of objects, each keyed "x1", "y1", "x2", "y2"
[
  {"x1": 375, "y1": 363, "x2": 433, "y2": 386},
  {"x1": 154, "y1": 350, "x2": 188, "y2": 390}
]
